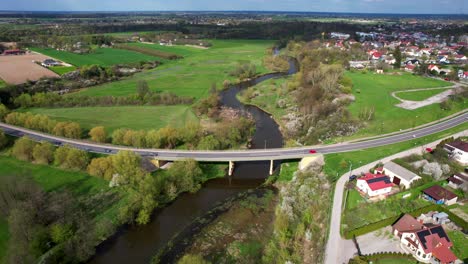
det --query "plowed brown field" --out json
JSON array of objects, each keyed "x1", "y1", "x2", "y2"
[{"x1": 0, "y1": 53, "x2": 59, "y2": 84}]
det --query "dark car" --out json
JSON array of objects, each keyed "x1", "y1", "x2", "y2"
[
  {"x1": 104, "y1": 149, "x2": 112, "y2": 153},
  {"x1": 349, "y1": 175, "x2": 357, "y2": 181}
]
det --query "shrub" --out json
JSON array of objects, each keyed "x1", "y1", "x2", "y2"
[
  {"x1": 12, "y1": 137, "x2": 36, "y2": 161},
  {"x1": 32, "y1": 141, "x2": 55, "y2": 165}
]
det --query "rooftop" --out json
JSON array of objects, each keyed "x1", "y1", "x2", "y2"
[
  {"x1": 359, "y1": 173, "x2": 394, "y2": 191},
  {"x1": 384, "y1": 161, "x2": 420, "y2": 182},
  {"x1": 446, "y1": 140, "x2": 468, "y2": 152},
  {"x1": 423, "y1": 185, "x2": 457, "y2": 201}
]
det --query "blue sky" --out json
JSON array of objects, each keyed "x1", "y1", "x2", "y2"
[{"x1": 0, "y1": 0, "x2": 466, "y2": 14}]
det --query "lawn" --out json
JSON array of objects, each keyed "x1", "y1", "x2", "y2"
[
  {"x1": 74, "y1": 39, "x2": 274, "y2": 99},
  {"x1": 48, "y1": 65, "x2": 77, "y2": 75},
  {"x1": 447, "y1": 230, "x2": 468, "y2": 260},
  {"x1": 26, "y1": 105, "x2": 198, "y2": 132},
  {"x1": 373, "y1": 258, "x2": 418, "y2": 264},
  {"x1": 396, "y1": 88, "x2": 451, "y2": 101},
  {"x1": 346, "y1": 71, "x2": 466, "y2": 138},
  {"x1": 345, "y1": 189, "x2": 365, "y2": 210},
  {"x1": 31, "y1": 47, "x2": 161, "y2": 67}
]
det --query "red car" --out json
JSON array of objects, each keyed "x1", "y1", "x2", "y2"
[
  {"x1": 425, "y1": 147, "x2": 433, "y2": 153},
  {"x1": 309, "y1": 150, "x2": 317, "y2": 154}
]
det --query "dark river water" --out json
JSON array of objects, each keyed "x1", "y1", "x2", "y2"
[{"x1": 88, "y1": 59, "x2": 297, "y2": 264}]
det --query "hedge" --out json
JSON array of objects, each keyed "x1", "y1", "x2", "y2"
[{"x1": 344, "y1": 204, "x2": 468, "y2": 239}]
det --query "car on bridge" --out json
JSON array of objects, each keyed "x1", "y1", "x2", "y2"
[{"x1": 309, "y1": 150, "x2": 317, "y2": 154}]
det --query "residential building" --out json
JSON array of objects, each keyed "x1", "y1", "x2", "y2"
[
  {"x1": 393, "y1": 214, "x2": 458, "y2": 264},
  {"x1": 356, "y1": 173, "x2": 394, "y2": 197},
  {"x1": 447, "y1": 173, "x2": 467, "y2": 189},
  {"x1": 422, "y1": 185, "x2": 458, "y2": 206},
  {"x1": 428, "y1": 64, "x2": 440, "y2": 74},
  {"x1": 444, "y1": 140, "x2": 468, "y2": 165},
  {"x1": 405, "y1": 64, "x2": 416, "y2": 72},
  {"x1": 2, "y1": 49, "x2": 25, "y2": 55},
  {"x1": 376, "y1": 161, "x2": 422, "y2": 189}
]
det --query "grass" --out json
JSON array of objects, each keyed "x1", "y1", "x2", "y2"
[
  {"x1": 25, "y1": 105, "x2": 198, "y2": 132},
  {"x1": 346, "y1": 189, "x2": 365, "y2": 210},
  {"x1": 0, "y1": 219, "x2": 8, "y2": 264},
  {"x1": 345, "y1": 71, "x2": 466, "y2": 139},
  {"x1": 324, "y1": 122, "x2": 468, "y2": 181},
  {"x1": 278, "y1": 161, "x2": 299, "y2": 182},
  {"x1": 74, "y1": 39, "x2": 274, "y2": 99},
  {"x1": 447, "y1": 230, "x2": 468, "y2": 260},
  {"x1": 396, "y1": 88, "x2": 450, "y2": 101},
  {"x1": 374, "y1": 258, "x2": 418, "y2": 264},
  {"x1": 48, "y1": 66, "x2": 77, "y2": 75},
  {"x1": 31, "y1": 47, "x2": 161, "y2": 67},
  {"x1": 0, "y1": 79, "x2": 6, "y2": 89}
]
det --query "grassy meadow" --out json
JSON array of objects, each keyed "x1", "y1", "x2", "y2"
[
  {"x1": 396, "y1": 88, "x2": 450, "y2": 101},
  {"x1": 26, "y1": 105, "x2": 198, "y2": 132},
  {"x1": 75, "y1": 40, "x2": 274, "y2": 99},
  {"x1": 346, "y1": 71, "x2": 466, "y2": 138},
  {"x1": 31, "y1": 47, "x2": 161, "y2": 67}
]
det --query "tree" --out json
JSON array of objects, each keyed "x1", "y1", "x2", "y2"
[
  {"x1": 87, "y1": 157, "x2": 114, "y2": 180},
  {"x1": 13, "y1": 93, "x2": 33, "y2": 108},
  {"x1": 197, "y1": 135, "x2": 221, "y2": 150},
  {"x1": 65, "y1": 148, "x2": 90, "y2": 170},
  {"x1": 50, "y1": 223, "x2": 73, "y2": 244},
  {"x1": 111, "y1": 151, "x2": 145, "y2": 186},
  {"x1": 168, "y1": 159, "x2": 203, "y2": 193},
  {"x1": 32, "y1": 141, "x2": 55, "y2": 165},
  {"x1": 12, "y1": 137, "x2": 36, "y2": 161},
  {"x1": 112, "y1": 128, "x2": 128, "y2": 145},
  {"x1": 136, "y1": 80, "x2": 150, "y2": 99},
  {"x1": 0, "y1": 103, "x2": 8, "y2": 120},
  {"x1": 89, "y1": 126, "x2": 107, "y2": 143},
  {"x1": 177, "y1": 254, "x2": 210, "y2": 264},
  {"x1": 393, "y1": 46, "x2": 402, "y2": 69},
  {"x1": 64, "y1": 122, "x2": 82, "y2": 139}
]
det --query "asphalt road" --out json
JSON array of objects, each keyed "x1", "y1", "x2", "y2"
[{"x1": 0, "y1": 112, "x2": 466, "y2": 161}]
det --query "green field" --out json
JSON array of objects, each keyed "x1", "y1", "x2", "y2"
[
  {"x1": 0, "y1": 79, "x2": 6, "y2": 89},
  {"x1": 26, "y1": 105, "x2": 198, "y2": 132},
  {"x1": 74, "y1": 40, "x2": 274, "y2": 99},
  {"x1": 346, "y1": 71, "x2": 466, "y2": 138},
  {"x1": 345, "y1": 189, "x2": 365, "y2": 210},
  {"x1": 396, "y1": 88, "x2": 450, "y2": 101},
  {"x1": 31, "y1": 47, "x2": 161, "y2": 67},
  {"x1": 447, "y1": 230, "x2": 468, "y2": 260},
  {"x1": 49, "y1": 65, "x2": 77, "y2": 75}
]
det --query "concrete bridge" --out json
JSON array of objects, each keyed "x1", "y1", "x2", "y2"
[{"x1": 0, "y1": 111, "x2": 466, "y2": 175}]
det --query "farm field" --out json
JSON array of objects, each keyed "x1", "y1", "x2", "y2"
[
  {"x1": 26, "y1": 105, "x2": 198, "y2": 132},
  {"x1": 346, "y1": 71, "x2": 466, "y2": 139},
  {"x1": 75, "y1": 39, "x2": 274, "y2": 99},
  {"x1": 395, "y1": 88, "x2": 451, "y2": 101},
  {"x1": 0, "y1": 53, "x2": 59, "y2": 84},
  {"x1": 30, "y1": 47, "x2": 161, "y2": 67}
]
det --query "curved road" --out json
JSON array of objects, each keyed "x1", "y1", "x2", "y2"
[{"x1": 0, "y1": 112, "x2": 466, "y2": 161}]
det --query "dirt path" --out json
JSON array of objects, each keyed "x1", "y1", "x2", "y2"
[
  {"x1": 392, "y1": 83, "x2": 463, "y2": 110},
  {"x1": 324, "y1": 130, "x2": 467, "y2": 264}
]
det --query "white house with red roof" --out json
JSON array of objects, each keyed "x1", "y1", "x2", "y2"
[
  {"x1": 454, "y1": 54, "x2": 467, "y2": 61},
  {"x1": 405, "y1": 64, "x2": 416, "y2": 72},
  {"x1": 356, "y1": 173, "x2": 394, "y2": 197},
  {"x1": 428, "y1": 64, "x2": 440, "y2": 74},
  {"x1": 392, "y1": 214, "x2": 458, "y2": 263},
  {"x1": 371, "y1": 52, "x2": 383, "y2": 60}
]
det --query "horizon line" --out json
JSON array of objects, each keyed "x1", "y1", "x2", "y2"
[{"x1": 0, "y1": 10, "x2": 466, "y2": 16}]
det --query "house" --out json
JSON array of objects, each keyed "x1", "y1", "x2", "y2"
[
  {"x1": 458, "y1": 70, "x2": 468, "y2": 80},
  {"x1": 422, "y1": 185, "x2": 458, "y2": 206},
  {"x1": 2, "y1": 49, "x2": 25, "y2": 56},
  {"x1": 393, "y1": 214, "x2": 458, "y2": 264},
  {"x1": 384, "y1": 56, "x2": 396, "y2": 65},
  {"x1": 371, "y1": 52, "x2": 383, "y2": 60},
  {"x1": 428, "y1": 64, "x2": 440, "y2": 74},
  {"x1": 405, "y1": 59, "x2": 420, "y2": 65},
  {"x1": 444, "y1": 140, "x2": 468, "y2": 165},
  {"x1": 405, "y1": 64, "x2": 416, "y2": 72},
  {"x1": 454, "y1": 54, "x2": 467, "y2": 61},
  {"x1": 41, "y1": 59, "x2": 61, "y2": 67},
  {"x1": 349, "y1": 60, "x2": 369, "y2": 69},
  {"x1": 376, "y1": 161, "x2": 422, "y2": 189},
  {"x1": 356, "y1": 173, "x2": 394, "y2": 197},
  {"x1": 447, "y1": 173, "x2": 467, "y2": 189}
]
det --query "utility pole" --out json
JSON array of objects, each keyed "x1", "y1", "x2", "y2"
[{"x1": 348, "y1": 161, "x2": 353, "y2": 177}]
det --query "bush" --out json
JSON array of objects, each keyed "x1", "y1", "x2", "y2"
[
  {"x1": 54, "y1": 145, "x2": 89, "y2": 170},
  {"x1": 12, "y1": 137, "x2": 36, "y2": 161},
  {"x1": 32, "y1": 141, "x2": 55, "y2": 165},
  {"x1": 0, "y1": 131, "x2": 8, "y2": 150},
  {"x1": 89, "y1": 126, "x2": 107, "y2": 143}
]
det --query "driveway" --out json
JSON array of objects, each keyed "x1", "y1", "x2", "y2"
[{"x1": 324, "y1": 130, "x2": 468, "y2": 264}]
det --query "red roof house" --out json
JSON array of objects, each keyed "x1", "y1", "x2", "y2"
[{"x1": 356, "y1": 173, "x2": 394, "y2": 197}]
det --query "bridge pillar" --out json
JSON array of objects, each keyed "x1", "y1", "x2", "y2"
[
  {"x1": 228, "y1": 161, "x2": 234, "y2": 176},
  {"x1": 269, "y1": 160, "x2": 274, "y2": 175},
  {"x1": 151, "y1": 159, "x2": 161, "y2": 168}
]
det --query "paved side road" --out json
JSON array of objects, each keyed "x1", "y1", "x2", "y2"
[{"x1": 324, "y1": 130, "x2": 468, "y2": 264}]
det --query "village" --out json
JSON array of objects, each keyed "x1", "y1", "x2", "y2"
[{"x1": 345, "y1": 137, "x2": 467, "y2": 264}]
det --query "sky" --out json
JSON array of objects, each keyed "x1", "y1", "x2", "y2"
[{"x1": 0, "y1": 0, "x2": 466, "y2": 14}]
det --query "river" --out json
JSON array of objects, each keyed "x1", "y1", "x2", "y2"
[{"x1": 88, "y1": 58, "x2": 297, "y2": 264}]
